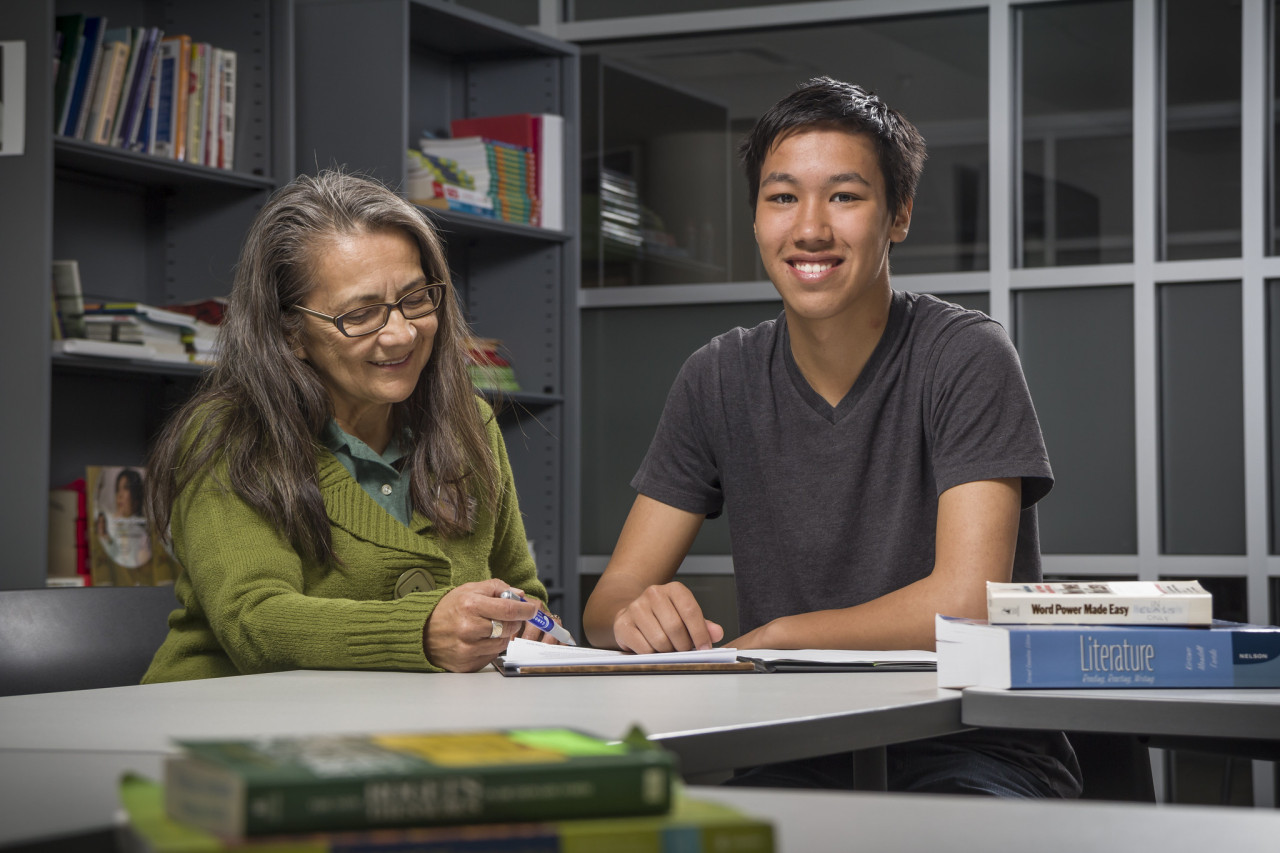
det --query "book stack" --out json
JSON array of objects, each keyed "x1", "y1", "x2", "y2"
[
  {"x1": 81, "y1": 302, "x2": 196, "y2": 364},
  {"x1": 449, "y1": 113, "x2": 564, "y2": 230},
  {"x1": 116, "y1": 727, "x2": 774, "y2": 852},
  {"x1": 419, "y1": 135, "x2": 537, "y2": 226},
  {"x1": 466, "y1": 337, "x2": 521, "y2": 393},
  {"x1": 407, "y1": 149, "x2": 496, "y2": 218},
  {"x1": 53, "y1": 14, "x2": 236, "y2": 168},
  {"x1": 937, "y1": 580, "x2": 1280, "y2": 689}
]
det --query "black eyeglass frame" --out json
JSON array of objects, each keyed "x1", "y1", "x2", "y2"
[{"x1": 293, "y1": 282, "x2": 447, "y2": 338}]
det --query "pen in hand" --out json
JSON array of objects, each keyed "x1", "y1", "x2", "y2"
[{"x1": 499, "y1": 589, "x2": 577, "y2": 646}]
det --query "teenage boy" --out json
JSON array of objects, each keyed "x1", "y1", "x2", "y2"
[{"x1": 582, "y1": 77, "x2": 1081, "y2": 797}]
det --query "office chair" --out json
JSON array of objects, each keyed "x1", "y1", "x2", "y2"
[
  {"x1": 0, "y1": 586, "x2": 176, "y2": 696},
  {"x1": 1066, "y1": 731, "x2": 1157, "y2": 802}
]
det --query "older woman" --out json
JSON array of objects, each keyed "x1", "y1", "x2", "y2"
[{"x1": 142, "y1": 170, "x2": 554, "y2": 681}]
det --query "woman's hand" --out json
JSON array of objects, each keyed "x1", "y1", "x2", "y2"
[{"x1": 423, "y1": 578, "x2": 542, "y2": 672}]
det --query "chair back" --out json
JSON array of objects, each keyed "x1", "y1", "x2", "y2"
[{"x1": 0, "y1": 586, "x2": 176, "y2": 696}]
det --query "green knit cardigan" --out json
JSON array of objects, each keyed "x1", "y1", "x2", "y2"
[{"x1": 142, "y1": 404, "x2": 546, "y2": 683}]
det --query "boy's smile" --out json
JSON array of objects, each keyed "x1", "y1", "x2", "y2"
[{"x1": 753, "y1": 127, "x2": 911, "y2": 325}]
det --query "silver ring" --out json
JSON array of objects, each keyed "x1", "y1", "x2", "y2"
[{"x1": 488, "y1": 619, "x2": 503, "y2": 639}]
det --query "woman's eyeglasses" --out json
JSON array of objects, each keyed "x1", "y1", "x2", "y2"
[{"x1": 294, "y1": 283, "x2": 445, "y2": 337}]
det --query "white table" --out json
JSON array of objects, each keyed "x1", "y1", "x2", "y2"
[
  {"x1": 0, "y1": 668, "x2": 964, "y2": 846},
  {"x1": 6, "y1": 750, "x2": 1280, "y2": 852},
  {"x1": 962, "y1": 686, "x2": 1280, "y2": 806},
  {"x1": 962, "y1": 686, "x2": 1280, "y2": 744}
]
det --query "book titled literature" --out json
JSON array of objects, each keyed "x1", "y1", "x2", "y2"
[
  {"x1": 164, "y1": 727, "x2": 677, "y2": 839},
  {"x1": 936, "y1": 614, "x2": 1280, "y2": 689},
  {"x1": 986, "y1": 579, "x2": 1213, "y2": 626},
  {"x1": 121, "y1": 773, "x2": 772, "y2": 853}
]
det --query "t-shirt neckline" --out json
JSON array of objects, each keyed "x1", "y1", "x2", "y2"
[{"x1": 778, "y1": 290, "x2": 907, "y2": 424}]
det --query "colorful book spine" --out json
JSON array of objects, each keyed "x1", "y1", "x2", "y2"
[
  {"x1": 122, "y1": 774, "x2": 773, "y2": 853},
  {"x1": 936, "y1": 614, "x2": 1280, "y2": 689},
  {"x1": 164, "y1": 728, "x2": 676, "y2": 838},
  {"x1": 986, "y1": 580, "x2": 1213, "y2": 626}
]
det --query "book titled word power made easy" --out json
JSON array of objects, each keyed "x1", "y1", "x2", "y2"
[{"x1": 936, "y1": 615, "x2": 1280, "y2": 689}]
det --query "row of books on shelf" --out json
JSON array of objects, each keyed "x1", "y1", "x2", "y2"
[
  {"x1": 48, "y1": 465, "x2": 177, "y2": 589},
  {"x1": 51, "y1": 259, "x2": 223, "y2": 365},
  {"x1": 936, "y1": 580, "x2": 1280, "y2": 689},
  {"x1": 117, "y1": 726, "x2": 774, "y2": 852},
  {"x1": 407, "y1": 112, "x2": 563, "y2": 230},
  {"x1": 54, "y1": 14, "x2": 236, "y2": 168}
]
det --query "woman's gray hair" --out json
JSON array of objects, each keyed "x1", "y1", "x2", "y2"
[{"x1": 148, "y1": 170, "x2": 497, "y2": 561}]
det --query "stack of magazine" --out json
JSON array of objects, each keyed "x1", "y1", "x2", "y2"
[
  {"x1": 116, "y1": 727, "x2": 775, "y2": 852},
  {"x1": 937, "y1": 580, "x2": 1280, "y2": 689}
]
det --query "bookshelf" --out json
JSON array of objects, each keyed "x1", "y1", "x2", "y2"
[
  {"x1": 294, "y1": 0, "x2": 581, "y2": 630},
  {"x1": 0, "y1": 0, "x2": 294, "y2": 590}
]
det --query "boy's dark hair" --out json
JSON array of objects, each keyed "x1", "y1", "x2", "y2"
[{"x1": 739, "y1": 76, "x2": 926, "y2": 220}]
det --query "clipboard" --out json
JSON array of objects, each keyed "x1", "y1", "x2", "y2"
[
  {"x1": 494, "y1": 660, "x2": 758, "y2": 676},
  {"x1": 494, "y1": 640, "x2": 936, "y2": 676}
]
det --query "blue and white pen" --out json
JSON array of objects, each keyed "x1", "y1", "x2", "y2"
[{"x1": 499, "y1": 588, "x2": 577, "y2": 645}]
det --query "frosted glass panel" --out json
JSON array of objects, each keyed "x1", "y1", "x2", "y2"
[
  {"x1": 1159, "y1": 282, "x2": 1245, "y2": 555},
  {"x1": 584, "y1": 10, "x2": 989, "y2": 283},
  {"x1": 1163, "y1": 0, "x2": 1240, "y2": 260},
  {"x1": 580, "y1": 302, "x2": 781, "y2": 554},
  {"x1": 1019, "y1": 1, "x2": 1133, "y2": 267},
  {"x1": 1015, "y1": 286, "x2": 1136, "y2": 553}
]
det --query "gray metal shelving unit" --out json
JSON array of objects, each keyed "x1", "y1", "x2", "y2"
[
  {"x1": 0, "y1": 0, "x2": 294, "y2": 590},
  {"x1": 294, "y1": 0, "x2": 581, "y2": 630}
]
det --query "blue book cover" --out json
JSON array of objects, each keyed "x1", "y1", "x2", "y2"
[
  {"x1": 61, "y1": 16, "x2": 105, "y2": 137},
  {"x1": 936, "y1": 615, "x2": 1280, "y2": 689}
]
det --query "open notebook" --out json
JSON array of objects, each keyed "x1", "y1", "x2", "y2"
[{"x1": 496, "y1": 639, "x2": 936, "y2": 675}]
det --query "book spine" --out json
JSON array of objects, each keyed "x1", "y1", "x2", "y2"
[
  {"x1": 93, "y1": 42, "x2": 130, "y2": 145},
  {"x1": 170, "y1": 758, "x2": 673, "y2": 836},
  {"x1": 53, "y1": 16, "x2": 87, "y2": 134},
  {"x1": 219, "y1": 49, "x2": 236, "y2": 169},
  {"x1": 1013, "y1": 626, "x2": 1280, "y2": 688},
  {"x1": 988, "y1": 595, "x2": 1212, "y2": 625},
  {"x1": 72, "y1": 41, "x2": 105, "y2": 139},
  {"x1": 63, "y1": 17, "x2": 105, "y2": 137}
]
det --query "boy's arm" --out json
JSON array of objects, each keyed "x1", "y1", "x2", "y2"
[
  {"x1": 582, "y1": 494, "x2": 720, "y2": 652},
  {"x1": 731, "y1": 477, "x2": 1022, "y2": 652}
]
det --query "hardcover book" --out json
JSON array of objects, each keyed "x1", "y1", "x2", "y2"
[
  {"x1": 121, "y1": 774, "x2": 772, "y2": 853},
  {"x1": 986, "y1": 579, "x2": 1213, "y2": 626},
  {"x1": 164, "y1": 728, "x2": 677, "y2": 839},
  {"x1": 936, "y1": 614, "x2": 1280, "y2": 689}
]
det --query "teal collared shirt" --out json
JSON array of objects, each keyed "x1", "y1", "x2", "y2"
[{"x1": 321, "y1": 420, "x2": 414, "y2": 526}]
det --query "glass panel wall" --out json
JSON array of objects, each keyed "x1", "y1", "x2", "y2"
[
  {"x1": 581, "y1": 10, "x2": 989, "y2": 286},
  {"x1": 1014, "y1": 286, "x2": 1137, "y2": 554},
  {"x1": 454, "y1": 0, "x2": 538, "y2": 25},
  {"x1": 580, "y1": 301, "x2": 781, "y2": 554},
  {"x1": 1159, "y1": 281, "x2": 1245, "y2": 554},
  {"x1": 1019, "y1": 1, "x2": 1133, "y2": 267},
  {"x1": 568, "y1": 0, "x2": 782, "y2": 18},
  {"x1": 1163, "y1": 0, "x2": 1241, "y2": 260},
  {"x1": 1269, "y1": 279, "x2": 1280, "y2": 553}
]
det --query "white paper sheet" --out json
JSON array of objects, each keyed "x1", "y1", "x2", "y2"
[{"x1": 501, "y1": 637, "x2": 740, "y2": 669}]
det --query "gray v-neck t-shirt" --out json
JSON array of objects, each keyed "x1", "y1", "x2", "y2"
[{"x1": 633, "y1": 289, "x2": 1053, "y2": 636}]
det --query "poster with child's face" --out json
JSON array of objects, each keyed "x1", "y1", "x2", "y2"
[{"x1": 91, "y1": 466, "x2": 152, "y2": 572}]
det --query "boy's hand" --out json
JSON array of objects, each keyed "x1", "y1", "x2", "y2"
[{"x1": 612, "y1": 581, "x2": 724, "y2": 653}]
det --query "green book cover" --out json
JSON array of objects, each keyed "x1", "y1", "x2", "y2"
[
  {"x1": 164, "y1": 728, "x2": 677, "y2": 839},
  {"x1": 122, "y1": 774, "x2": 773, "y2": 853}
]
